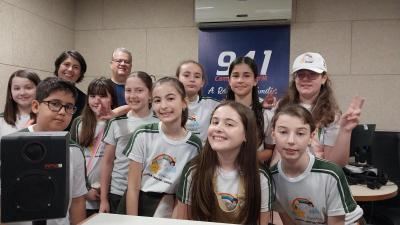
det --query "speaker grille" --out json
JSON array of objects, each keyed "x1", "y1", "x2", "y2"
[{"x1": 15, "y1": 174, "x2": 55, "y2": 211}]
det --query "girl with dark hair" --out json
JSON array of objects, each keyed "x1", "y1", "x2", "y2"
[
  {"x1": 270, "y1": 104, "x2": 364, "y2": 225},
  {"x1": 176, "y1": 60, "x2": 219, "y2": 144},
  {"x1": 54, "y1": 50, "x2": 87, "y2": 129},
  {"x1": 0, "y1": 70, "x2": 40, "y2": 137},
  {"x1": 70, "y1": 77, "x2": 117, "y2": 216},
  {"x1": 99, "y1": 72, "x2": 159, "y2": 213},
  {"x1": 272, "y1": 52, "x2": 364, "y2": 166},
  {"x1": 123, "y1": 77, "x2": 201, "y2": 217},
  {"x1": 226, "y1": 56, "x2": 274, "y2": 162},
  {"x1": 175, "y1": 101, "x2": 272, "y2": 224}
]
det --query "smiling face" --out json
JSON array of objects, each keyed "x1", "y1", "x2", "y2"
[
  {"x1": 88, "y1": 92, "x2": 112, "y2": 117},
  {"x1": 11, "y1": 76, "x2": 37, "y2": 110},
  {"x1": 57, "y1": 57, "x2": 82, "y2": 83},
  {"x1": 207, "y1": 105, "x2": 246, "y2": 155},
  {"x1": 177, "y1": 62, "x2": 205, "y2": 99},
  {"x1": 272, "y1": 114, "x2": 313, "y2": 163},
  {"x1": 152, "y1": 83, "x2": 187, "y2": 126},
  {"x1": 32, "y1": 90, "x2": 75, "y2": 132},
  {"x1": 228, "y1": 63, "x2": 257, "y2": 99},
  {"x1": 110, "y1": 51, "x2": 132, "y2": 83},
  {"x1": 125, "y1": 76, "x2": 151, "y2": 115},
  {"x1": 294, "y1": 69, "x2": 327, "y2": 102}
]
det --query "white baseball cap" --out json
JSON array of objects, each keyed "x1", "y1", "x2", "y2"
[{"x1": 292, "y1": 52, "x2": 327, "y2": 74}]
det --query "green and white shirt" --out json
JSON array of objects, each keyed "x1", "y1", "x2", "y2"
[
  {"x1": 271, "y1": 153, "x2": 363, "y2": 225},
  {"x1": 102, "y1": 111, "x2": 158, "y2": 196},
  {"x1": 177, "y1": 164, "x2": 272, "y2": 216}
]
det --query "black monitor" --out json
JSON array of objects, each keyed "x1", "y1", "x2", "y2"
[{"x1": 350, "y1": 124, "x2": 376, "y2": 165}]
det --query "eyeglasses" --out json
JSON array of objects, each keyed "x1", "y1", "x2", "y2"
[
  {"x1": 41, "y1": 100, "x2": 77, "y2": 115},
  {"x1": 112, "y1": 59, "x2": 131, "y2": 65},
  {"x1": 295, "y1": 71, "x2": 322, "y2": 80}
]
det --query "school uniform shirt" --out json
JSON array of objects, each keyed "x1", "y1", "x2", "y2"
[
  {"x1": 300, "y1": 103, "x2": 340, "y2": 159},
  {"x1": 0, "y1": 113, "x2": 30, "y2": 138},
  {"x1": 102, "y1": 111, "x2": 159, "y2": 196},
  {"x1": 271, "y1": 152, "x2": 363, "y2": 225},
  {"x1": 177, "y1": 164, "x2": 272, "y2": 224},
  {"x1": 123, "y1": 122, "x2": 201, "y2": 217},
  {"x1": 6, "y1": 125, "x2": 87, "y2": 225},
  {"x1": 186, "y1": 95, "x2": 219, "y2": 144},
  {"x1": 70, "y1": 116, "x2": 107, "y2": 210}
]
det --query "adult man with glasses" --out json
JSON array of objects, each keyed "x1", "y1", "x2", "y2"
[{"x1": 108, "y1": 47, "x2": 133, "y2": 107}]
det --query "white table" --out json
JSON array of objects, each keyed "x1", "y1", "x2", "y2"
[
  {"x1": 80, "y1": 213, "x2": 233, "y2": 225},
  {"x1": 350, "y1": 181, "x2": 398, "y2": 202}
]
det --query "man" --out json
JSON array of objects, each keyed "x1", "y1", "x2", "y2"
[{"x1": 109, "y1": 47, "x2": 132, "y2": 107}]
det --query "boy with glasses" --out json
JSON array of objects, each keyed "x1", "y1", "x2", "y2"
[{"x1": 15, "y1": 77, "x2": 87, "y2": 225}]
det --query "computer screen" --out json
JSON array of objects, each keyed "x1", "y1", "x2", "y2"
[{"x1": 350, "y1": 124, "x2": 376, "y2": 164}]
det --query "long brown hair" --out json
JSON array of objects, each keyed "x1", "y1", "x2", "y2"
[
  {"x1": 4, "y1": 70, "x2": 41, "y2": 126},
  {"x1": 226, "y1": 57, "x2": 265, "y2": 147},
  {"x1": 189, "y1": 101, "x2": 261, "y2": 224},
  {"x1": 79, "y1": 77, "x2": 117, "y2": 147},
  {"x1": 276, "y1": 72, "x2": 340, "y2": 127}
]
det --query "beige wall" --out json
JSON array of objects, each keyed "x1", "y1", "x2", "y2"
[
  {"x1": 0, "y1": 0, "x2": 399, "y2": 130},
  {"x1": 0, "y1": 0, "x2": 75, "y2": 107}
]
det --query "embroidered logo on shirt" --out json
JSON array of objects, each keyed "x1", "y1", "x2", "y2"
[{"x1": 291, "y1": 197, "x2": 325, "y2": 224}]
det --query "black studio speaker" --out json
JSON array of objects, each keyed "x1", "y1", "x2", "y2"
[{"x1": 1, "y1": 131, "x2": 70, "y2": 223}]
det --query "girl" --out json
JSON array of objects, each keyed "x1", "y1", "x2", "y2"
[
  {"x1": 54, "y1": 50, "x2": 87, "y2": 129},
  {"x1": 0, "y1": 70, "x2": 40, "y2": 137},
  {"x1": 176, "y1": 60, "x2": 219, "y2": 144},
  {"x1": 226, "y1": 56, "x2": 274, "y2": 162},
  {"x1": 273, "y1": 52, "x2": 364, "y2": 166},
  {"x1": 70, "y1": 77, "x2": 117, "y2": 216},
  {"x1": 123, "y1": 77, "x2": 201, "y2": 217},
  {"x1": 270, "y1": 104, "x2": 364, "y2": 225},
  {"x1": 175, "y1": 101, "x2": 272, "y2": 224},
  {"x1": 99, "y1": 71, "x2": 159, "y2": 213}
]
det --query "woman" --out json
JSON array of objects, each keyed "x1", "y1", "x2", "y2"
[{"x1": 54, "y1": 50, "x2": 87, "y2": 130}]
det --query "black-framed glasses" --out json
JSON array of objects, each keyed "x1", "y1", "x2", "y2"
[
  {"x1": 112, "y1": 59, "x2": 131, "y2": 65},
  {"x1": 41, "y1": 100, "x2": 77, "y2": 115},
  {"x1": 295, "y1": 70, "x2": 322, "y2": 80}
]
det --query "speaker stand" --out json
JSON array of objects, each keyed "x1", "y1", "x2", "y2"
[{"x1": 32, "y1": 220, "x2": 46, "y2": 225}]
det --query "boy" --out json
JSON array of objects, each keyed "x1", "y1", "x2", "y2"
[
  {"x1": 270, "y1": 104, "x2": 364, "y2": 225},
  {"x1": 11, "y1": 77, "x2": 87, "y2": 225}
]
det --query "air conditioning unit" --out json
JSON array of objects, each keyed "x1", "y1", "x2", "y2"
[{"x1": 195, "y1": 0, "x2": 292, "y2": 28}]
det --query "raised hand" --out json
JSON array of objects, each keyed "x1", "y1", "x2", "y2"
[{"x1": 340, "y1": 96, "x2": 365, "y2": 132}]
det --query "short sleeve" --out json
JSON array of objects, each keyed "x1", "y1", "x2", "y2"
[
  {"x1": 321, "y1": 120, "x2": 340, "y2": 147},
  {"x1": 176, "y1": 163, "x2": 194, "y2": 205},
  {"x1": 70, "y1": 146, "x2": 88, "y2": 198},
  {"x1": 102, "y1": 120, "x2": 117, "y2": 146},
  {"x1": 260, "y1": 168, "x2": 272, "y2": 212},
  {"x1": 123, "y1": 130, "x2": 146, "y2": 163}
]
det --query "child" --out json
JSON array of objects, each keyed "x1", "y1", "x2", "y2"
[
  {"x1": 70, "y1": 77, "x2": 117, "y2": 216},
  {"x1": 175, "y1": 101, "x2": 272, "y2": 224},
  {"x1": 14, "y1": 77, "x2": 87, "y2": 224},
  {"x1": 270, "y1": 104, "x2": 364, "y2": 225},
  {"x1": 273, "y1": 52, "x2": 364, "y2": 166},
  {"x1": 226, "y1": 57, "x2": 274, "y2": 162},
  {"x1": 176, "y1": 60, "x2": 219, "y2": 144},
  {"x1": 0, "y1": 70, "x2": 40, "y2": 138},
  {"x1": 99, "y1": 71, "x2": 159, "y2": 213},
  {"x1": 123, "y1": 77, "x2": 201, "y2": 217}
]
